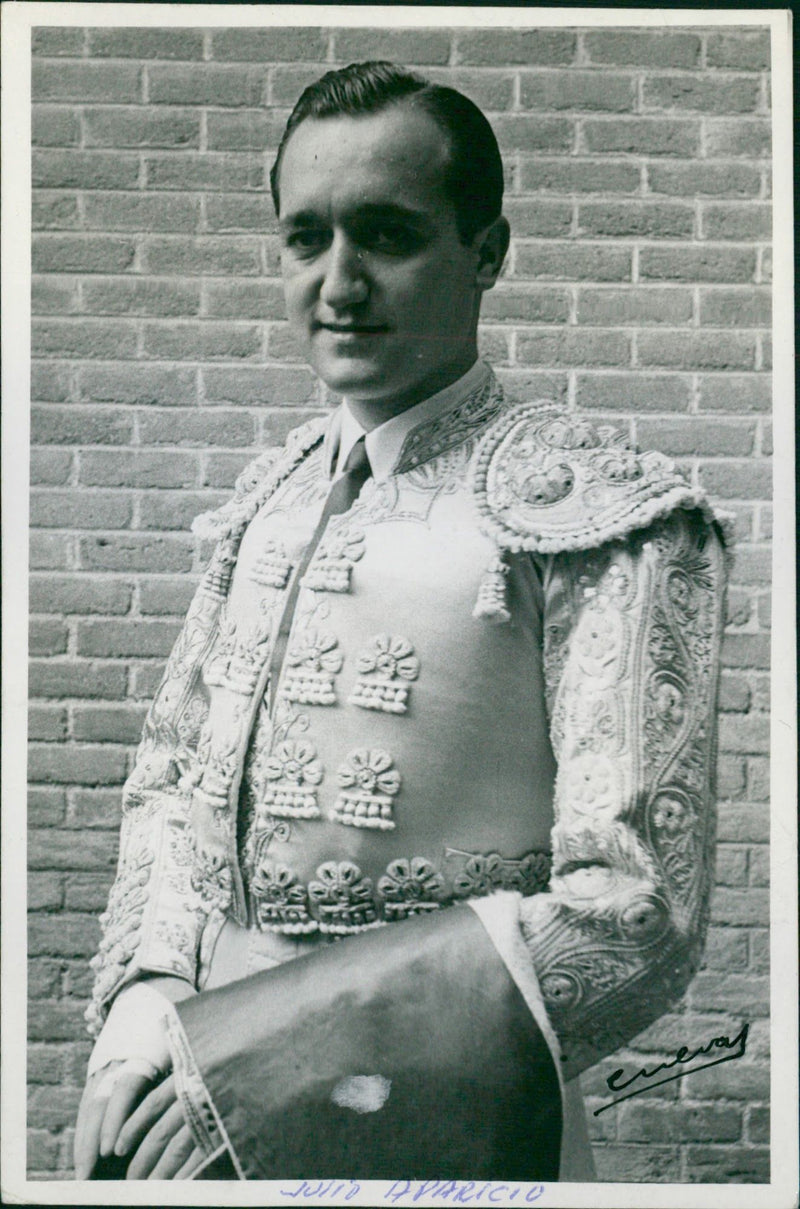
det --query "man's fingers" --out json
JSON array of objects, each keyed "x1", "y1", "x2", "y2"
[
  {"x1": 173, "y1": 1147, "x2": 205, "y2": 1181},
  {"x1": 74, "y1": 1063, "x2": 125, "y2": 1179},
  {"x1": 115, "y1": 1074, "x2": 177, "y2": 1157},
  {"x1": 98, "y1": 1073, "x2": 153, "y2": 1157},
  {"x1": 147, "y1": 1124, "x2": 195, "y2": 1180},
  {"x1": 124, "y1": 1101, "x2": 186, "y2": 1180}
]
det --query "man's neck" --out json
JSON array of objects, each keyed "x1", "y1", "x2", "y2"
[{"x1": 345, "y1": 353, "x2": 479, "y2": 432}]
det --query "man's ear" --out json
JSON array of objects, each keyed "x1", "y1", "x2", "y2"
[{"x1": 474, "y1": 216, "x2": 510, "y2": 291}]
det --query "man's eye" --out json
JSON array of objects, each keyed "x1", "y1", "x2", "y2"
[
  {"x1": 285, "y1": 229, "x2": 329, "y2": 254},
  {"x1": 363, "y1": 224, "x2": 422, "y2": 254}
]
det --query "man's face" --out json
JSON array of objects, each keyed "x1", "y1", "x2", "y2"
[{"x1": 276, "y1": 105, "x2": 501, "y2": 418}]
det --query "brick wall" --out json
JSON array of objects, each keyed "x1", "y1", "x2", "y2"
[{"x1": 29, "y1": 25, "x2": 772, "y2": 1181}]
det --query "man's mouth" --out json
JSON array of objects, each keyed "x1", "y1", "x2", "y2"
[{"x1": 316, "y1": 322, "x2": 389, "y2": 335}]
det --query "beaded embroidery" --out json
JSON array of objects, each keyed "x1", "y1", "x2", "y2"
[
  {"x1": 377, "y1": 858, "x2": 445, "y2": 921},
  {"x1": 302, "y1": 522, "x2": 366, "y2": 593},
  {"x1": 307, "y1": 861, "x2": 380, "y2": 933},
  {"x1": 445, "y1": 849, "x2": 553, "y2": 898},
  {"x1": 250, "y1": 858, "x2": 316, "y2": 934},
  {"x1": 248, "y1": 538, "x2": 294, "y2": 590},
  {"x1": 331, "y1": 749, "x2": 401, "y2": 831},
  {"x1": 263, "y1": 739, "x2": 324, "y2": 820},
  {"x1": 394, "y1": 373, "x2": 506, "y2": 474},
  {"x1": 282, "y1": 629, "x2": 343, "y2": 706},
  {"x1": 348, "y1": 634, "x2": 420, "y2": 714}
]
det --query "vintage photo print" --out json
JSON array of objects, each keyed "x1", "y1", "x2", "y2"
[{"x1": 1, "y1": 4, "x2": 796, "y2": 1207}]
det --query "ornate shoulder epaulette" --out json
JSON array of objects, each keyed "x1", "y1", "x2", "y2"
[
  {"x1": 191, "y1": 415, "x2": 329, "y2": 544},
  {"x1": 469, "y1": 403, "x2": 733, "y2": 622}
]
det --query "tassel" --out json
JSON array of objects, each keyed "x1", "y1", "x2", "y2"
[{"x1": 473, "y1": 554, "x2": 511, "y2": 624}]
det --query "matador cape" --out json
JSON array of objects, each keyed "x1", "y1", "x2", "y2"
[{"x1": 86, "y1": 361, "x2": 729, "y2": 1180}]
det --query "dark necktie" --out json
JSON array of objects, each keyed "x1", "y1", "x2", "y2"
[{"x1": 267, "y1": 436, "x2": 372, "y2": 709}]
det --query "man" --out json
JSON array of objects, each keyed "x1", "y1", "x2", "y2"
[{"x1": 75, "y1": 61, "x2": 728, "y2": 1182}]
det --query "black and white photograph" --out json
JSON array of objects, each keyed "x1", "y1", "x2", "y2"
[{"x1": 1, "y1": 4, "x2": 796, "y2": 1206}]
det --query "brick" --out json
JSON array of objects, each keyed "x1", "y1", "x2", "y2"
[
  {"x1": 29, "y1": 871, "x2": 64, "y2": 909},
  {"x1": 746, "y1": 757, "x2": 770, "y2": 801},
  {"x1": 204, "y1": 195, "x2": 278, "y2": 235},
  {"x1": 30, "y1": 532, "x2": 71, "y2": 570},
  {"x1": 593, "y1": 1144, "x2": 681, "y2": 1182},
  {"x1": 640, "y1": 245, "x2": 756, "y2": 284},
  {"x1": 647, "y1": 162, "x2": 761, "y2": 199},
  {"x1": 28, "y1": 706, "x2": 68, "y2": 739},
  {"x1": 32, "y1": 193, "x2": 80, "y2": 230},
  {"x1": 520, "y1": 71, "x2": 634, "y2": 112},
  {"x1": 30, "y1": 448, "x2": 72, "y2": 489},
  {"x1": 132, "y1": 663, "x2": 168, "y2": 699},
  {"x1": 76, "y1": 620, "x2": 180, "y2": 658},
  {"x1": 138, "y1": 578, "x2": 197, "y2": 616},
  {"x1": 31, "y1": 364, "x2": 72, "y2": 404},
  {"x1": 30, "y1": 490, "x2": 132, "y2": 531},
  {"x1": 519, "y1": 159, "x2": 640, "y2": 195},
  {"x1": 83, "y1": 192, "x2": 200, "y2": 233},
  {"x1": 62, "y1": 956, "x2": 96, "y2": 995},
  {"x1": 138, "y1": 409, "x2": 255, "y2": 447},
  {"x1": 25, "y1": 1130, "x2": 60, "y2": 1171},
  {"x1": 29, "y1": 619, "x2": 68, "y2": 656},
  {"x1": 204, "y1": 451, "x2": 260, "y2": 489},
  {"x1": 203, "y1": 365, "x2": 318, "y2": 406},
  {"x1": 456, "y1": 29, "x2": 576, "y2": 66},
  {"x1": 697, "y1": 374, "x2": 771, "y2": 413},
  {"x1": 79, "y1": 449, "x2": 199, "y2": 488},
  {"x1": 643, "y1": 76, "x2": 760, "y2": 115},
  {"x1": 638, "y1": 331, "x2": 756, "y2": 371},
  {"x1": 703, "y1": 926, "x2": 748, "y2": 969},
  {"x1": 748, "y1": 846, "x2": 769, "y2": 887},
  {"x1": 699, "y1": 288, "x2": 771, "y2": 329},
  {"x1": 714, "y1": 847, "x2": 749, "y2": 887},
  {"x1": 28, "y1": 958, "x2": 64, "y2": 999},
  {"x1": 83, "y1": 277, "x2": 201, "y2": 320},
  {"x1": 143, "y1": 321, "x2": 262, "y2": 362},
  {"x1": 699, "y1": 461, "x2": 771, "y2": 499},
  {"x1": 145, "y1": 153, "x2": 264, "y2": 191},
  {"x1": 28, "y1": 746, "x2": 128, "y2": 787},
  {"x1": 717, "y1": 804, "x2": 768, "y2": 844},
  {"x1": 71, "y1": 705, "x2": 149, "y2": 743},
  {"x1": 617, "y1": 1103, "x2": 742, "y2": 1144},
  {"x1": 706, "y1": 119, "x2": 771, "y2": 159},
  {"x1": 88, "y1": 27, "x2": 204, "y2": 58},
  {"x1": 501, "y1": 200, "x2": 573, "y2": 238},
  {"x1": 584, "y1": 118, "x2": 700, "y2": 158},
  {"x1": 150, "y1": 64, "x2": 265, "y2": 107},
  {"x1": 32, "y1": 406, "x2": 133, "y2": 447},
  {"x1": 584, "y1": 31, "x2": 701, "y2": 68},
  {"x1": 689, "y1": 971, "x2": 769, "y2": 1015},
  {"x1": 721, "y1": 633, "x2": 770, "y2": 670},
  {"x1": 80, "y1": 533, "x2": 193, "y2": 573},
  {"x1": 707, "y1": 31, "x2": 771, "y2": 71},
  {"x1": 490, "y1": 116, "x2": 574, "y2": 155},
  {"x1": 67, "y1": 789, "x2": 123, "y2": 829},
  {"x1": 702, "y1": 204, "x2": 772, "y2": 242},
  {"x1": 579, "y1": 202, "x2": 694, "y2": 239},
  {"x1": 28, "y1": 995, "x2": 94, "y2": 1037},
  {"x1": 29, "y1": 789, "x2": 67, "y2": 827},
  {"x1": 30, "y1": 576, "x2": 132, "y2": 617},
  {"x1": 84, "y1": 107, "x2": 200, "y2": 150},
  {"x1": 748, "y1": 930, "x2": 769, "y2": 974},
  {"x1": 28, "y1": 1043, "x2": 65, "y2": 1085},
  {"x1": 400, "y1": 68, "x2": 516, "y2": 114},
  {"x1": 205, "y1": 280, "x2": 285, "y2": 320},
  {"x1": 576, "y1": 374, "x2": 690, "y2": 413},
  {"x1": 490, "y1": 371, "x2": 568, "y2": 408},
  {"x1": 724, "y1": 591, "x2": 754, "y2": 629},
  {"x1": 32, "y1": 28, "x2": 85, "y2": 56},
  {"x1": 142, "y1": 236, "x2": 261, "y2": 277},
  {"x1": 578, "y1": 287, "x2": 692, "y2": 326},
  {"x1": 33, "y1": 319, "x2": 138, "y2": 361},
  {"x1": 211, "y1": 28, "x2": 327, "y2": 62},
  {"x1": 207, "y1": 110, "x2": 288, "y2": 153},
  {"x1": 33, "y1": 149, "x2": 141, "y2": 190},
  {"x1": 139, "y1": 490, "x2": 226, "y2": 532},
  {"x1": 636, "y1": 418, "x2": 755, "y2": 457},
  {"x1": 747, "y1": 1106, "x2": 770, "y2": 1145},
  {"x1": 29, "y1": 830, "x2": 118, "y2": 875},
  {"x1": 33, "y1": 234, "x2": 136, "y2": 274},
  {"x1": 266, "y1": 324, "x2": 306, "y2": 361},
  {"x1": 63, "y1": 873, "x2": 116, "y2": 912},
  {"x1": 33, "y1": 60, "x2": 141, "y2": 103},
  {"x1": 32, "y1": 278, "x2": 81, "y2": 315},
  {"x1": 514, "y1": 243, "x2": 631, "y2": 282},
  {"x1": 336, "y1": 28, "x2": 452, "y2": 65},
  {"x1": 32, "y1": 106, "x2": 81, "y2": 147},
  {"x1": 684, "y1": 1146, "x2": 769, "y2": 1183},
  {"x1": 728, "y1": 546, "x2": 772, "y2": 586},
  {"x1": 482, "y1": 287, "x2": 569, "y2": 324},
  {"x1": 517, "y1": 329, "x2": 631, "y2": 368},
  {"x1": 28, "y1": 660, "x2": 127, "y2": 701}
]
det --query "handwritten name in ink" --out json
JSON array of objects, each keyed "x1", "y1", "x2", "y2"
[
  {"x1": 280, "y1": 1181, "x2": 361, "y2": 1201},
  {"x1": 278, "y1": 1181, "x2": 546, "y2": 1204},
  {"x1": 595, "y1": 1021, "x2": 749, "y2": 1115}
]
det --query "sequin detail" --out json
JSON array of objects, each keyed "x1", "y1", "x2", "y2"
[
  {"x1": 348, "y1": 634, "x2": 420, "y2": 714},
  {"x1": 263, "y1": 739, "x2": 324, "y2": 819},
  {"x1": 331, "y1": 749, "x2": 401, "y2": 831},
  {"x1": 282, "y1": 630, "x2": 343, "y2": 706}
]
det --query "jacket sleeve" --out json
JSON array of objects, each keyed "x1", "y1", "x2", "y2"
[{"x1": 499, "y1": 507, "x2": 727, "y2": 1079}]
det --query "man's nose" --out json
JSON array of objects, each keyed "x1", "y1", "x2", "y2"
[{"x1": 319, "y1": 236, "x2": 369, "y2": 309}]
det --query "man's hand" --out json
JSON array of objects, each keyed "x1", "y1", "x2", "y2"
[
  {"x1": 74, "y1": 1062, "x2": 155, "y2": 1179},
  {"x1": 115, "y1": 1074, "x2": 203, "y2": 1179}
]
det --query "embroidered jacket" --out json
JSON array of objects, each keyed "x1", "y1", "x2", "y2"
[{"x1": 87, "y1": 366, "x2": 728, "y2": 1079}]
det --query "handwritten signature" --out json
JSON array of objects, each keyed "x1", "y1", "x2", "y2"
[{"x1": 594, "y1": 1021, "x2": 749, "y2": 1115}]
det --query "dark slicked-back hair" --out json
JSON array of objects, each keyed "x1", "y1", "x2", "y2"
[{"x1": 269, "y1": 60, "x2": 504, "y2": 244}]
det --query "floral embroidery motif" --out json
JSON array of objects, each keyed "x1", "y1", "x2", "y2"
[
  {"x1": 302, "y1": 523, "x2": 366, "y2": 593},
  {"x1": 282, "y1": 630, "x2": 343, "y2": 706},
  {"x1": 448, "y1": 850, "x2": 552, "y2": 899},
  {"x1": 472, "y1": 556, "x2": 511, "y2": 624},
  {"x1": 248, "y1": 538, "x2": 293, "y2": 590},
  {"x1": 307, "y1": 861, "x2": 379, "y2": 933},
  {"x1": 377, "y1": 858, "x2": 445, "y2": 921},
  {"x1": 263, "y1": 739, "x2": 324, "y2": 819},
  {"x1": 190, "y1": 850, "x2": 233, "y2": 916},
  {"x1": 250, "y1": 858, "x2": 316, "y2": 934},
  {"x1": 204, "y1": 611, "x2": 273, "y2": 696},
  {"x1": 331, "y1": 749, "x2": 401, "y2": 831},
  {"x1": 395, "y1": 373, "x2": 505, "y2": 474},
  {"x1": 348, "y1": 635, "x2": 420, "y2": 714}
]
